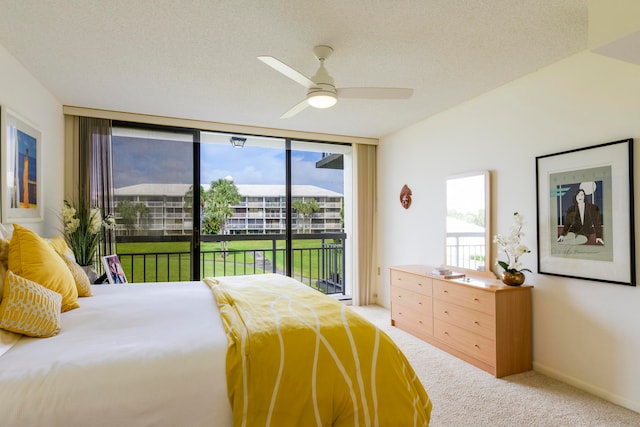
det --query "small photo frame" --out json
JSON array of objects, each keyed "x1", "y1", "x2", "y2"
[
  {"x1": 101, "y1": 254, "x2": 128, "y2": 284},
  {"x1": 1, "y1": 106, "x2": 43, "y2": 222},
  {"x1": 536, "y1": 138, "x2": 635, "y2": 286}
]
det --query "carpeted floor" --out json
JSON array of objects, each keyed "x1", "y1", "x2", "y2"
[{"x1": 349, "y1": 305, "x2": 640, "y2": 427}]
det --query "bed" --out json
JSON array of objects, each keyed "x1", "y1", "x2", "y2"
[{"x1": 0, "y1": 273, "x2": 431, "y2": 426}]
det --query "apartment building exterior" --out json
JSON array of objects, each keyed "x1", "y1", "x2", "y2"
[{"x1": 113, "y1": 183, "x2": 343, "y2": 236}]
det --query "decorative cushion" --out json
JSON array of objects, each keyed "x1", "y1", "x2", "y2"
[
  {"x1": 0, "y1": 238, "x2": 8, "y2": 301},
  {"x1": 47, "y1": 236, "x2": 92, "y2": 297},
  {"x1": 0, "y1": 260, "x2": 6, "y2": 302},
  {"x1": 0, "y1": 238, "x2": 9, "y2": 267},
  {"x1": 48, "y1": 236, "x2": 73, "y2": 259},
  {"x1": 60, "y1": 257, "x2": 93, "y2": 297},
  {"x1": 0, "y1": 223, "x2": 12, "y2": 240},
  {"x1": 8, "y1": 224, "x2": 79, "y2": 312},
  {"x1": 0, "y1": 270, "x2": 62, "y2": 338}
]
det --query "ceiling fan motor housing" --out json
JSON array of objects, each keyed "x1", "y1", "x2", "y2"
[{"x1": 307, "y1": 49, "x2": 337, "y2": 108}]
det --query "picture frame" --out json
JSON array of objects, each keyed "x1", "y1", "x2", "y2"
[
  {"x1": 0, "y1": 106, "x2": 43, "y2": 222},
  {"x1": 536, "y1": 138, "x2": 635, "y2": 286},
  {"x1": 101, "y1": 254, "x2": 128, "y2": 284}
]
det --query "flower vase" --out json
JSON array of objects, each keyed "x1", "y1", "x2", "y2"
[
  {"x1": 501, "y1": 271, "x2": 525, "y2": 286},
  {"x1": 81, "y1": 265, "x2": 99, "y2": 284}
]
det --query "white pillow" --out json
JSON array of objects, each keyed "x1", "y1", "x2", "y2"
[
  {"x1": 0, "y1": 223, "x2": 13, "y2": 240},
  {"x1": 0, "y1": 328, "x2": 21, "y2": 357}
]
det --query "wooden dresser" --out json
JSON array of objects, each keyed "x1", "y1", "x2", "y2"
[{"x1": 389, "y1": 264, "x2": 532, "y2": 377}]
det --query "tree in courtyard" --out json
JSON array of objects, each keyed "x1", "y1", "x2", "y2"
[
  {"x1": 184, "y1": 184, "x2": 206, "y2": 230},
  {"x1": 203, "y1": 178, "x2": 241, "y2": 252},
  {"x1": 292, "y1": 198, "x2": 320, "y2": 233},
  {"x1": 117, "y1": 200, "x2": 150, "y2": 235},
  {"x1": 183, "y1": 184, "x2": 205, "y2": 212}
]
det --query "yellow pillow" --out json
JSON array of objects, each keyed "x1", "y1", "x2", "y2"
[
  {"x1": 0, "y1": 271, "x2": 61, "y2": 338},
  {"x1": 0, "y1": 261, "x2": 6, "y2": 301},
  {"x1": 0, "y1": 238, "x2": 9, "y2": 300},
  {"x1": 0, "y1": 238, "x2": 9, "y2": 268},
  {"x1": 48, "y1": 236, "x2": 72, "y2": 258},
  {"x1": 61, "y1": 257, "x2": 93, "y2": 297},
  {"x1": 8, "y1": 224, "x2": 79, "y2": 312},
  {"x1": 47, "y1": 236, "x2": 92, "y2": 297}
]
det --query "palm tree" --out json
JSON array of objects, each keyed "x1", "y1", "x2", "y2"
[
  {"x1": 184, "y1": 184, "x2": 205, "y2": 230},
  {"x1": 203, "y1": 178, "x2": 241, "y2": 252},
  {"x1": 292, "y1": 199, "x2": 320, "y2": 233}
]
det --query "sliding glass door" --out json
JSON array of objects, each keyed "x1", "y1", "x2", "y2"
[
  {"x1": 290, "y1": 140, "x2": 352, "y2": 296},
  {"x1": 110, "y1": 124, "x2": 352, "y2": 295},
  {"x1": 111, "y1": 124, "x2": 196, "y2": 282}
]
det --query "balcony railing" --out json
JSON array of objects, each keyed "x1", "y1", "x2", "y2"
[
  {"x1": 112, "y1": 233, "x2": 346, "y2": 295},
  {"x1": 445, "y1": 232, "x2": 486, "y2": 272}
]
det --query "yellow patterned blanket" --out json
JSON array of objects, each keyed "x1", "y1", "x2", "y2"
[{"x1": 204, "y1": 274, "x2": 431, "y2": 427}]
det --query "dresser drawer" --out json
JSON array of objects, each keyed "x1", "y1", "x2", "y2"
[
  {"x1": 434, "y1": 319, "x2": 496, "y2": 366},
  {"x1": 432, "y1": 279, "x2": 495, "y2": 315},
  {"x1": 391, "y1": 303, "x2": 433, "y2": 337},
  {"x1": 391, "y1": 285, "x2": 432, "y2": 313},
  {"x1": 391, "y1": 270, "x2": 432, "y2": 296},
  {"x1": 433, "y1": 299, "x2": 495, "y2": 340}
]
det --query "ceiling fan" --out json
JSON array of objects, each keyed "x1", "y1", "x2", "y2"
[{"x1": 258, "y1": 45, "x2": 413, "y2": 118}]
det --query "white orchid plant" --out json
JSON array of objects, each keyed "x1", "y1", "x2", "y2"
[
  {"x1": 62, "y1": 200, "x2": 115, "y2": 266},
  {"x1": 493, "y1": 212, "x2": 531, "y2": 274}
]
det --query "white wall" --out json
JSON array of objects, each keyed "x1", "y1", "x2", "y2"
[
  {"x1": 0, "y1": 43, "x2": 63, "y2": 236},
  {"x1": 377, "y1": 50, "x2": 640, "y2": 412}
]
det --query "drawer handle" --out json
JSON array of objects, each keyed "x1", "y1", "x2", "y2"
[
  {"x1": 443, "y1": 331, "x2": 449, "y2": 335},
  {"x1": 418, "y1": 320, "x2": 423, "y2": 324},
  {"x1": 473, "y1": 297, "x2": 479, "y2": 302},
  {"x1": 418, "y1": 282, "x2": 423, "y2": 286},
  {"x1": 443, "y1": 290, "x2": 449, "y2": 293},
  {"x1": 474, "y1": 344, "x2": 480, "y2": 349},
  {"x1": 473, "y1": 321, "x2": 479, "y2": 325},
  {"x1": 443, "y1": 310, "x2": 449, "y2": 314},
  {"x1": 418, "y1": 301, "x2": 422, "y2": 305}
]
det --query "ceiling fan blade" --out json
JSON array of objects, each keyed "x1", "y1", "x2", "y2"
[
  {"x1": 336, "y1": 87, "x2": 413, "y2": 99},
  {"x1": 281, "y1": 99, "x2": 310, "y2": 119},
  {"x1": 258, "y1": 56, "x2": 315, "y2": 88}
]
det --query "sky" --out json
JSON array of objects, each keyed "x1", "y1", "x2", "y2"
[
  {"x1": 112, "y1": 136, "x2": 345, "y2": 193},
  {"x1": 446, "y1": 174, "x2": 485, "y2": 214}
]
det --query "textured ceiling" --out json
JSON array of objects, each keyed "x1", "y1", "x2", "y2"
[{"x1": 0, "y1": 0, "x2": 587, "y2": 139}]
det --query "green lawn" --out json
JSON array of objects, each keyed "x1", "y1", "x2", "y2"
[{"x1": 115, "y1": 239, "x2": 342, "y2": 286}]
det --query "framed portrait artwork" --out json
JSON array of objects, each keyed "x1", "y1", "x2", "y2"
[
  {"x1": 536, "y1": 138, "x2": 635, "y2": 286},
  {"x1": 101, "y1": 254, "x2": 128, "y2": 284},
  {"x1": 0, "y1": 106, "x2": 43, "y2": 222}
]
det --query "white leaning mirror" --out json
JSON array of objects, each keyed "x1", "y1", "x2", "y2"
[{"x1": 445, "y1": 171, "x2": 491, "y2": 275}]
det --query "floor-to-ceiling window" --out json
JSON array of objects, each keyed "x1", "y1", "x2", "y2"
[{"x1": 110, "y1": 124, "x2": 352, "y2": 294}]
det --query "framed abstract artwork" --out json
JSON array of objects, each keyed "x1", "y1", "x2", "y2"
[
  {"x1": 1, "y1": 106, "x2": 43, "y2": 222},
  {"x1": 536, "y1": 138, "x2": 635, "y2": 286}
]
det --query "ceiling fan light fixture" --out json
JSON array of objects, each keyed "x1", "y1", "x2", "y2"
[{"x1": 307, "y1": 91, "x2": 337, "y2": 109}]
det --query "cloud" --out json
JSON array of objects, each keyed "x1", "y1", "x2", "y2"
[{"x1": 113, "y1": 136, "x2": 344, "y2": 193}]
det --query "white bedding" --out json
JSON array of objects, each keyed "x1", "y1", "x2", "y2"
[{"x1": 0, "y1": 281, "x2": 233, "y2": 427}]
